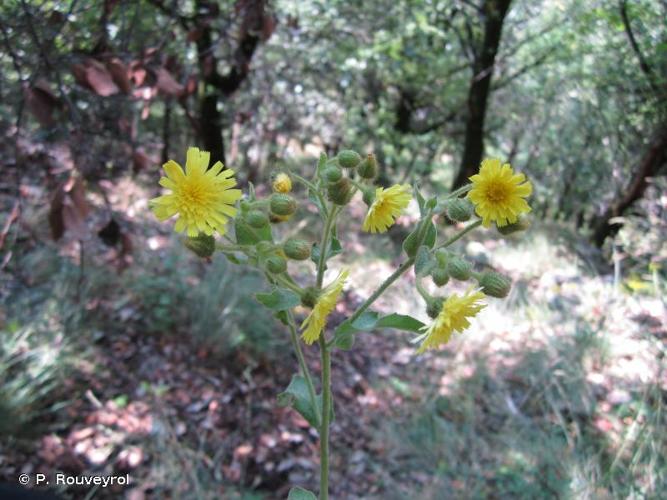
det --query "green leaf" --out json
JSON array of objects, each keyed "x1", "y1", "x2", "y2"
[
  {"x1": 277, "y1": 375, "x2": 332, "y2": 428},
  {"x1": 333, "y1": 330, "x2": 355, "y2": 350},
  {"x1": 376, "y1": 313, "x2": 425, "y2": 332},
  {"x1": 311, "y1": 236, "x2": 342, "y2": 266},
  {"x1": 234, "y1": 217, "x2": 272, "y2": 245},
  {"x1": 333, "y1": 311, "x2": 425, "y2": 343},
  {"x1": 274, "y1": 310, "x2": 289, "y2": 325},
  {"x1": 423, "y1": 221, "x2": 437, "y2": 248},
  {"x1": 413, "y1": 184, "x2": 426, "y2": 216},
  {"x1": 255, "y1": 288, "x2": 300, "y2": 311},
  {"x1": 317, "y1": 152, "x2": 328, "y2": 175},
  {"x1": 287, "y1": 487, "x2": 317, "y2": 500},
  {"x1": 414, "y1": 245, "x2": 435, "y2": 276}
]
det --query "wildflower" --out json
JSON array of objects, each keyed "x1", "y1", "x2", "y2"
[
  {"x1": 467, "y1": 158, "x2": 532, "y2": 227},
  {"x1": 362, "y1": 184, "x2": 411, "y2": 233},
  {"x1": 301, "y1": 270, "x2": 349, "y2": 344},
  {"x1": 272, "y1": 172, "x2": 292, "y2": 193},
  {"x1": 416, "y1": 290, "x2": 486, "y2": 353},
  {"x1": 150, "y1": 147, "x2": 241, "y2": 237}
]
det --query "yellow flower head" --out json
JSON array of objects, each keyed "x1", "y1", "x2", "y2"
[
  {"x1": 150, "y1": 147, "x2": 242, "y2": 237},
  {"x1": 467, "y1": 158, "x2": 532, "y2": 227},
  {"x1": 362, "y1": 184, "x2": 411, "y2": 233},
  {"x1": 416, "y1": 289, "x2": 486, "y2": 353},
  {"x1": 301, "y1": 270, "x2": 349, "y2": 345},
  {"x1": 272, "y1": 172, "x2": 292, "y2": 193}
]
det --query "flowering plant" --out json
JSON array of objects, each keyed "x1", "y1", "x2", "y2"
[{"x1": 150, "y1": 148, "x2": 532, "y2": 499}]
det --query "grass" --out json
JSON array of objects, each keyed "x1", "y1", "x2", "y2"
[{"x1": 373, "y1": 227, "x2": 665, "y2": 499}]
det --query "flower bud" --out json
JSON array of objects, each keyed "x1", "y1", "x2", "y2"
[
  {"x1": 447, "y1": 257, "x2": 472, "y2": 281},
  {"x1": 357, "y1": 153, "x2": 378, "y2": 179},
  {"x1": 184, "y1": 233, "x2": 215, "y2": 258},
  {"x1": 362, "y1": 187, "x2": 376, "y2": 207},
  {"x1": 478, "y1": 271, "x2": 511, "y2": 298},
  {"x1": 446, "y1": 198, "x2": 474, "y2": 222},
  {"x1": 301, "y1": 286, "x2": 320, "y2": 308},
  {"x1": 337, "y1": 150, "x2": 362, "y2": 169},
  {"x1": 426, "y1": 298, "x2": 442, "y2": 319},
  {"x1": 269, "y1": 213, "x2": 292, "y2": 224},
  {"x1": 435, "y1": 249, "x2": 449, "y2": 267},
  {"x1": 266, "y1": 255, "x2": 287, "y2": 274},
  {"x1": 246, "y1": 210, "x2": 269, "y2": 228},
  {"x1": 272, "y1": 172, "x2": 292, "y2": 193},
  {"x1": 431, "y1": 268, "x2": 450, "y2": 287},
  {"x1": 327, "y1": 177, "x2": 353, "y2": 205},
  {"x1": 283, "y1": 238, "x2": 311, "y2": 260},
  {"x1": 323, "y1": 165, "x2": 343, "y2": 183},
  {"x1": 497, "y1": 217, "x2": 530, "y2": 235},
  {"x1": 270, "y1": 193, "x2": 297, "y2": 217}
]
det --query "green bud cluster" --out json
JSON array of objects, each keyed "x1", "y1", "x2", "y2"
[
  {"x1": 446, "y1": 198, "x2": 474, "y2": 222},
  {"x1": 477, "y1": 271, "x2": 512, "y2": 298},
  {"x1": 327, "y1": 177, "x2": 353, "y2": 205},
  {"x1": 357, "y1": 153, "x2": 378, "y2": 179},
  {"x1": 184, "y1": 233, "x2": 215, "y2": 259},
  {"x1": 283, "y1": 238, "x2": 311, "y2": 260},
  {"x1": 336, "y1": 150, "x2": 362, "y2": 169},
  {"x1": 270, "y1": 193, "x2": 297, "y2": 217},
  {"x1": 447, "y1": 256, "x2": 472, "y2": 281}
]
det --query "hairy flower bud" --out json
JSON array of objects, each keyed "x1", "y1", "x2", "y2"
[
  {"x1": 426, "y1": 298, "x2": 442, "y2": 319},
  {"x1": 323, "y1": 165, "x2": 343, "y2": 183},
  {"x1": 357, "y1": 153, "x2": 378, "y2": 179},
  {"x1": 184, "y1": 233, "x2": 215, "y2": 259},
  {"x1": 497, "y1": 217, "x2": 530, "y2": 235},
  {"x1": 327, "y1": 177, "x2": 353, "y2": 205},
  {"x1": 300, "y1": 286, "x2": 320, "y2": 308},
  {"x1": 271, "y1": 172, "x2": 292, "y2": 193},
  {"x1": 269, "y1": 213, "x2": 292, "y2": 224},
  {"x1": 283, "y1": 238, "x2": 311, "y2": 260},
  {"x1": 447, "y1": 257, "x2": 472, "y2": 281},
  {"x1": 446, "y1": 198, "x2": 474, "y2": 222},
  {"x1": 246, "y1": 210, "x2": 269, "y2": 228},
  {"x1": 337, "y1": 150, "x2": 362, "y2": 169},
  {"x1": 478, "y1": 271, "x2": 511, "y2": 298},
  {"x1": 362, "y1": 187, "x2": 376, "y2": 207},
  {"x1": 270, "y1": 193, "x2": 297, "y2": 217},
  {"x1": 266, "y1": 255, "x2": 287, "y2": 274},
  {"x1": 431, "y1": 268, "x2": 450, "y2": 287},
  {"x1": 435, "y1": 248, "x2": 449, "y2": 267}
]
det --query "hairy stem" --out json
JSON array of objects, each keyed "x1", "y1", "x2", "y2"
[
  {"x1": 286, "y1": 311, "x2": 320, "y2": 427},
  {"x1": 347, "y1": 257, "x2": 416, "y2": 326},
  {"x1": 436, "y1": 220, "x2": 482, "y2": 250},
  {"x1": 318, "y1": 335, "x2": 331, "y2": 500}
]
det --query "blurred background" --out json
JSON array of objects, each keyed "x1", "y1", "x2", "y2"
[{"x1": 0, "y1": 0, "x2": 665, "y2": 498}]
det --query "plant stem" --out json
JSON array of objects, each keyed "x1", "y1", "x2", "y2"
[
  {"x1": 275, "y1": 275, "x2": 304, "y2": 294},
  {"x1": 347, "y1": 257, "x2": 416, "y2": 325},
  {"x1": 286, "y1": 311, "x2": 320, "y2": 427},
  {"x1": 293, "y1": 173, "x2": 329, "y2": 218},
  {"x1": 318, "y1": 334, "x2": 331, "y2": 500},
  {"x1": 446, "y1": 184, "x2": 473, "y2": 199},
  {"x1": 435, "y1": 220, "x2": 482, "y2": 250},
  {"x1": 316, "y1": 205, "x2": 337, "y2": 287}
]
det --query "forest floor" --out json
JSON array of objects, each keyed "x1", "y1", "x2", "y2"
[{"x1": 1, "y1": 167, "x2": 666, "y2": 500}]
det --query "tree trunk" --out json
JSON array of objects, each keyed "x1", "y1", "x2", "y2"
[
  {"x1": 452, "y1": 0, "x2": 512, "y2": 190},
  {"x1": 590, "y1": 128, "x2": 667, "y2": 247},
  {"x1": 194, "y1": 0, "x2": 269, "y2": 166}
]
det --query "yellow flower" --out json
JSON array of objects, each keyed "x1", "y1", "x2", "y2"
[
  {"x1": 272, "y1": 172, "x2": 292, "y2": 193},
  {"x1": 467, "y1": 158, "x2": 532, "y2": 227},
  {"x1": 416, "y1": 290, "x2": 486, "y2": 353},
  {"x1": 301, "y1": 270, "x2": 349, "y2": 344},
  {"x1": 150, "y1": 147, "x2": 242, "y2": 237},
  {"x1": 362, "y1": 184, "x2": 411, "y2": 233}
]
